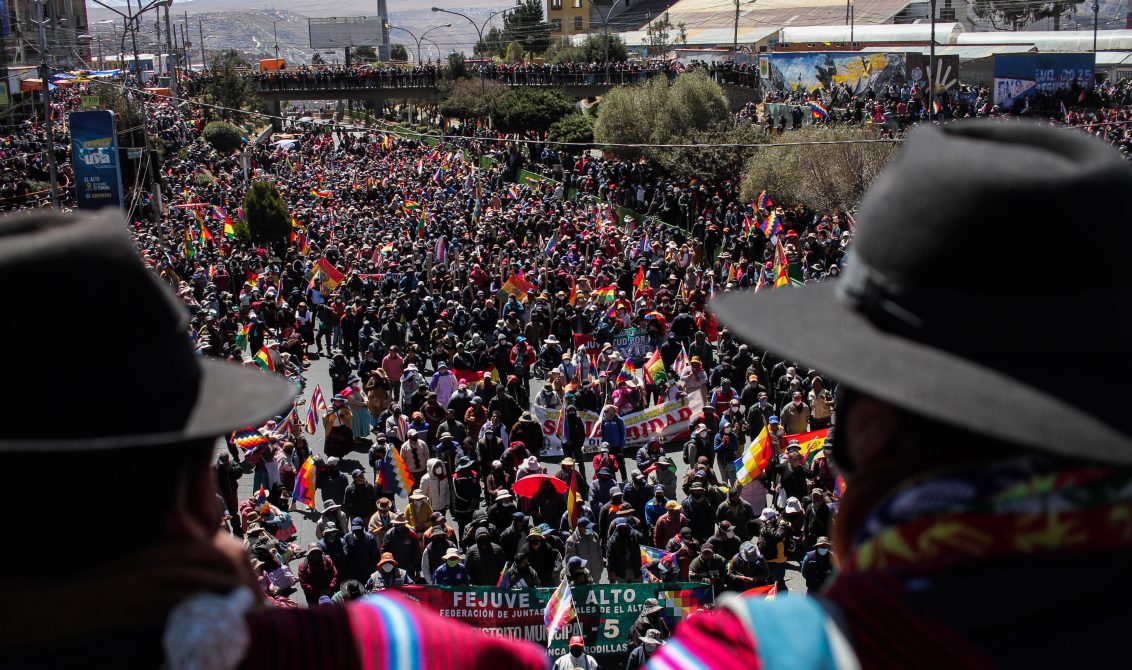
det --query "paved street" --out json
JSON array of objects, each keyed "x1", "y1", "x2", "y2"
[{"x1": 232, "y1": 353, "x2": 807, "y2": 603}]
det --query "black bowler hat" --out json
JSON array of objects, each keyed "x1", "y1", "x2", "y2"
[
  {"x1": 712, "y1": 121, "x2": 1132, "y2": 464},
  {"x1": 0, "y1": 210, "x2": 294, "y2": 451}
]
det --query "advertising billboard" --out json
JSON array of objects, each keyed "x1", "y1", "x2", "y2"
[
  {"x1": 308, "y1": 16, "x2": 383, "y2": 49},
  {"x1": 993, "y1": 53, "x2": 1095, "y2": 105},
  {"x1": 69, "y1": 110, "x2": 125, "y2": 210}
]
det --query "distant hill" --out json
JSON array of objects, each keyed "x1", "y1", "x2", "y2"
[{"x1": 87, "y1": 1, "x2": 517, "y2": 64}]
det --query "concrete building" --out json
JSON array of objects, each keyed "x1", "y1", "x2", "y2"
[
  {"x1": 3, "y1": 0, "x2": 91, "y2": 68},
  {"x1": 547, "y1": 0, "x2": 593, "y2": 38}
]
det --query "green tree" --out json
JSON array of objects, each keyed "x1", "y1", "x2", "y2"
[
  {"x1": 655, "y1": 122, "x2": 762, "y2": 183},
  {"x1": 740, "y1": 126, "x2": 899, "y2": 213},
  {"x1": 547, "y1": 113, "x2": 594, "y2": 149},
  {"x1": 502, "y1": 0, "x2": 551, "y2": 55},
  {"x1": 204, "y1": 49, "x2": 259, "y2": 121},
  {"x1": 444, "y1": 52, "x2": 468, "y2": 80},
  {"x1": 491, "y1": 87, "x2": 576, "y2": 133},
  {"x1": 440, "y1": 78, "x2": 509, "y2": 119},
  {"x1": 242, "y1": 181, "x2": 292, "y2": 243},
  {"x1": 202, "y1": 121, "x2": 245, "y2": 154},
  {"x1": 390, "y1": 43, "x2": 408, "y2": 61},
  {"x1": 595, "y1": 70, "x2": 729, "y2": 162},
  {"x1": 645, "y1": 12, "x2": 675, "y2": 56},
  {"x1": 475, "y1": 26, "x2": 509, "y2": 58},
  {"x1": 545, "y1": 33, "x2": 628, "y2": 64}
]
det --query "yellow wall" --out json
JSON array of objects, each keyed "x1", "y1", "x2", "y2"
[{"x1": 546, "y1": 0, "x2": 590, "y2": 38}]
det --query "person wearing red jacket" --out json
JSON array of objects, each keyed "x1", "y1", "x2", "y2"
[{"x1": 297, "y1": 542, "x2": 338, "y2": 606}]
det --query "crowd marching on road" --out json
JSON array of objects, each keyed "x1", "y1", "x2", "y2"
[{"x1": 4, "y1": 58, "x2": 1132, "y2": 670}]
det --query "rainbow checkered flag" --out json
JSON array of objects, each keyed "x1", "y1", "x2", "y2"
[
  {"x1": 640, "y1": 545, "x2": 672, "y2": 567},
  {"x1": 658, "y1": 587, "x2": 709, "y2": 624},
  {"x1": 277, "y1": 407, "x2": 296, "y2": 435},
  {"x1": 311, "y1": 385, "x2": 327, "y2": 414},
  {"x1": 231, "y1": 427, "x2": 267, "y2": 450},
  {"x1": 293, "y1": 457, "x2": 317, "y2": 507},
  {"x1": 544, "y1": 577, "x2": 576, "y2": 648},
  {"x1": 304, "y1": 406, "x2": 317, "y2": 434},
  {"x1": 377, "y1": 446, "x2": 416, "y2": 498}
]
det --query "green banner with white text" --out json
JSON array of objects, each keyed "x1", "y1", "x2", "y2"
[{"x1": 392, "y1": 582, "x2": 712, "y2": 664}]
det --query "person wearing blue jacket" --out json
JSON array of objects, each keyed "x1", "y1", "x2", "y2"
[
  {"x1": 600, "y1": 404, "x2": 628, "y2": 482},
  {"x1": 713, "y1": 422, "x2": 740, "y2": 485}
]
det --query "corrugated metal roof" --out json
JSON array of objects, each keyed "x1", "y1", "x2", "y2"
[
  {"x1": 859, "y1": 43, "x2": 1037, "y2": 59},
  {"x1": 780, "y1": 22, "x2": 963, "y2": 44},
  {"x1": 642, "y1": 0, "x2": 916, "y2": 32},
  {"x1": 955, "y1": 29, "x2": 1132, "y2": 51},
  {"x1": 1095, "y1": 51, "x2": 1132, "y2": 66}
]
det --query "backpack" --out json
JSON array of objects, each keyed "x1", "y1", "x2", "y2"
[{"x1": 454, "y1": 475, "x2": 481, "y2": 509}]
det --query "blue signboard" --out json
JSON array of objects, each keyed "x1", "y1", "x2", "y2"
[
  {"x1": 993, "y1": 53, "x2": 1095, "y2": 105},
  {"x1": 0, "y1": 0, "x2": 10, "y2": 38},
  {"x1": 70, "y1": 110, "x2": 125, "y2": 210}
]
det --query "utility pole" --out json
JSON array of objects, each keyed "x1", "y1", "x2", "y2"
[
  {"x1": 928, "y1": 0, "x2": 936, "y2": 122},
  {"x1": 845, "y1": 0, "x2": 850, "y2": 24},
  {"x1": 1093, "y1": 2, "x2": 1099, "y2": 53},
  {"x1": 273, "y1": 20, "x2": 280, "y2": 58},
  {"x1": 164, "y1": 2, "x2": 178, "y2": 101},
  {"x1": 35, "y1": 0, "x2": 60, "y2": 207},
  {"x1": 733, "y1": 0, "x2": 740, "y2": 52},
  {"x1": 850, "y1": 3, "x2": 855, "y2": 48},
  {"x1": 198, "y1": 19, "x2": 206, "y2": 71},
  {"x1": 183, "y1": 11, "x2": 191, "y2": 71}
]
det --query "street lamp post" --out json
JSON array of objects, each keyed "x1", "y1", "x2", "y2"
[
  {"x1": 431, "y1": 6, "x2": 514, "y2": 91},
  {"x1": 600, "y1": 0, "x2": 628, "y2": 66},
  {"x1": 388, "y1": 23, "x2": 451, "y2": 67},
  {"x1": 273, "y1": 19, "x2": 280, "y2": 59}
]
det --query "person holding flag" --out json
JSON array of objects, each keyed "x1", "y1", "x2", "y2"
[{"x1": 544, "y1": 576, "x2": 577, "y2": 649}]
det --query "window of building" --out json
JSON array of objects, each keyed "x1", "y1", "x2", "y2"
[
  {"x1": 574, "y1": 16, "x2": 583, "y2": 30},
  {"x1": 573, "y1": 0, "x2": 582, "y2": 7},
  {"x1": 551, "y1": 0, "x2": 563, "y2": 9},
  {"x1": 551, "y1": 18, "x2": 562, "y2": 31}
]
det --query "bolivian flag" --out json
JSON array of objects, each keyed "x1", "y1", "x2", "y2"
[
  {"x1": 785, "y1": 428, "x2": 831, "y2": 465},
  {"x1": 593, "y1": 284, "x2": 616, "y2": 303},
  {"x1": 253, "y1": 346, "x2": 279, "y2": 372}
]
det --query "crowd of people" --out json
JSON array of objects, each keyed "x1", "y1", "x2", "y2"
[
  {"x1": 4, "y1": 56, "x2": 1132, "y2": 669},
  {"x1": 195, "y1": 114, "x2": 844, "y2": 607},
  {"x1": 244, "y1": 59, "x2": 760, "y2": 91}
]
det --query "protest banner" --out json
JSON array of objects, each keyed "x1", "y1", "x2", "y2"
[
  {"x1": 573, "y1": 329, "x2": 656, "y2": 363},
  {"x1": 392, "y1": 582, "x2": 712, "y2": 666},
  {"x1": 612, "y1": 327, "x2": 654, "y2": 361},
  {"x1": 533, "y1": 397, "x2": 694, "y2": 456}
]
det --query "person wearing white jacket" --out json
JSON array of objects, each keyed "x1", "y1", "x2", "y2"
[
  {"x1": 419, "y1": 457, "x2": 452, "y2": 513},
  {"x1": 428, "y1": 363, "x2": 459, "y2": 408}
]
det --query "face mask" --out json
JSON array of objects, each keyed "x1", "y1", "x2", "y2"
[
  {"x1": 644, "y1": 643, "x2": 659, "y2": 654},
  {"x1": 583, "y1": 527, "x2": 592, "y2": 536},
  {"x1": 793, "y1": 400, "x2": 802, "y2": 406},
  {"x1": 446, "y1": 559, "x2": 459, "y2": 567},
  {"x1": 381, "y1": 563, "x2": 394, "y2": 573},
  {"x1": 817, "y1": 548, "x2": 829, "y2": 556},
  {"x1": 726, "y1": 530, "x2": 734, "y2": 537},
  {"x1": 570, "y1": 649, "x2": 583, "y2": 658}
]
